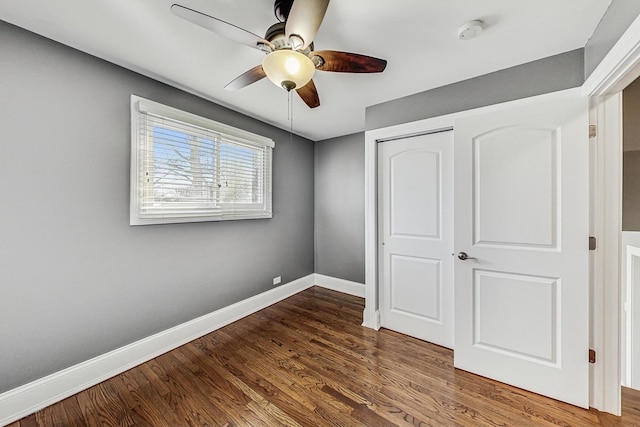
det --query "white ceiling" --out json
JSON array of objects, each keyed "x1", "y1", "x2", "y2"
[{"x1": 0, "y1": 0, "x2": 611, "y2": 141}]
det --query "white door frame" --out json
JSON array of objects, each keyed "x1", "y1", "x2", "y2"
[
  {"x1": 364, "y1": 13, "x2": 640, "y2": 416},
  {"x1": 582, "y1": 14, "x2": 640, "y2": 416},
  {"x1": 365, "y1": 115, "x2": 456, "y2": 331}
]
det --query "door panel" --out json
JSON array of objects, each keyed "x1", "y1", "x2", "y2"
[
  {"x1": 474, "y1": 127, "x2": 558, "y2": 248},
  {"x1": 454, "y1": 91, "x2": 589, "y2": 408},
  {"x1": 473, "y1": 270, "x2": 558, "y2": 363},
  {"x1": 379, "y1": 131, "x2": 454, "y2": 348},
  {"x1": 390, "y1": 255, "x2": 440, "y2": 319},
  {"x1": 390, "y1": 150, "x2": 440, "y2": 238}
]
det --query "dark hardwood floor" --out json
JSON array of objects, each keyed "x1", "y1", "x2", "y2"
[{"x1": 8, "y1": 286, "x2": 640, "y2": 426}]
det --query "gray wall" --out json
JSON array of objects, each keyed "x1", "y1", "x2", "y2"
[
  {"x1": 365, "y1": 49, "x2": 585, "y2": 131},
  {"x1": 584, "y1": 0, "x2": 640, "y2": 79},
  {"x1": 0, "y1": 20, "x2": 314, "y2": 393},
  {"x1": 314, "y1": 133, "x2": 365, "y2": 283}
]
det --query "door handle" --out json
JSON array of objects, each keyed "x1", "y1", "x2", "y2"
[{"x1": 457, "y1": 252, "x2": 477, "y2": 261}]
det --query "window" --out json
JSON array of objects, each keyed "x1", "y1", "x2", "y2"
[{"x1": 130, "y1": 95, "x2": 274, "y2": 225}]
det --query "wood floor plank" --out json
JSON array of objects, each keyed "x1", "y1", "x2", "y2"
[
  {"x1": 196, "y1": 328, "x2": 368, "y2": 426},
  {"x1": 173, "y1": 342, "x2": 277, "y2": 426},
  {"x1": 53, "y1": 396, "x2": 87, "y2": 427},
  {"x1": 271, "y1": 290, "x2": 601, "y2": 426},
  {"x1": 148, "y1": 354, "x2": 231, "y2": 425},
  {"x1": 105, "y1": 373, "x2": 170, "y2": 426},
  {"x1": 166, "y1": 346, "x2": 270, "y2": 426},
  {"x1": 76, "y1": 380, "x2": 135, "y2": 427},
  {"x1": 35, "y1": 396, "x2": 73, "y2": 426},
  {"x1": 187, "y1": 336, "x2": 320, "y2": 421},
  {"x1": 206, "y1": 313, "x2": 427, "y2": 426},
  {"x1": 250, "y1": 302, "x2": 509, "y2": 425},
  {"x1": 15, "y1": 286, "x2": 640, "y2": 426},
  {"x1": 233, "y1": 308, "x2": 473, "y2": 426},
  {"x1": 222, "y1": 314, "x2": 418, "y2": 424},
  {"x1": 119, "y1": 362, "x2": 187, "y2": 426}
]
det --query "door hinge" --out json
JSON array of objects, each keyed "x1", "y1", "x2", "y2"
[
  {"x1": 589, "y1": 124, "x2": 597, "y2": 138},
  {"x1": 589, "y1": 236, "x2": 597, "y2": 251},
  {"x1": 589, "y1": 349, "x2": 596, "y2": 364}
]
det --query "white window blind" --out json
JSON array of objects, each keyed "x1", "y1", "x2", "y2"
[{"x1": 130, "y1": 95, "x2": 274, "y2": 225}]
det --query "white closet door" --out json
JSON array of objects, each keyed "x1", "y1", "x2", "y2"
[
  {"x1": 379, "y1": 131, "x2": 454, "y2": 348},
  {"x1": 453, "y1": 90, "x2": 590, "y2": 407}
]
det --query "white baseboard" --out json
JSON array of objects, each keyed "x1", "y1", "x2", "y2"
[
  {"x1": 0, "y1": 274, "x2": 315, "y2": 426},
  {"x1": 313, "y1": 274, "x2": 365, "y2": 298}
]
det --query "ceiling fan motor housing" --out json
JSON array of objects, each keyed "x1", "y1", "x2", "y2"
[
  {"x1": 265, "y1": 22, "x2": 314, "y2": 56},
  {"x1": 274, "y1": 0, "x2": 294, "y2": 22},
  {"x1": 265, "y1": 22, "x2": 286, "y2": 45}
]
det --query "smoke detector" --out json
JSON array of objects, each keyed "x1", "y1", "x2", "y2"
[{"x1": 458, "y1": 20, "x2": 483, "y2": 41}]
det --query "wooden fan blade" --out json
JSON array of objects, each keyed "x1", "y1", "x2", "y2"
[
  {"x1": 312, "y1": 50, "x2": 387, "y2": 73},
  {"x1": 171, "y1": 4, "x2": 270, "y2": 50},
  {"x1": 225, "y1": 65, "x2": 267, "y2": 91},
  {"x1": 296, "y1": 79, "x2": 320, "y2": 108},
  {"x1": 285, "y1": 0, "x2": 330, "y2": 49}
]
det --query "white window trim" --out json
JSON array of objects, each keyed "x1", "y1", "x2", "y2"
[{"x1": 130, "y1": 95, "x2": 274, "y2": 226}]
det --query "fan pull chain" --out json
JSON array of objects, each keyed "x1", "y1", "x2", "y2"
[{"x1": 288, "y1": 90, "x2": 294, "y2": 143}]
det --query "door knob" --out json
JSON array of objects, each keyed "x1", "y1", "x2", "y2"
[{"x1": 457, "y1": 252, "x2": 477, "y2": 261}]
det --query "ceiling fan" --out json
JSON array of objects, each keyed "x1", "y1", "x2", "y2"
[{"x1": 171, "y1": 0, "x2": 387, "y2": 108}]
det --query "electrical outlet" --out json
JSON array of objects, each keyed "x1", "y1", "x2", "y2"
[{"x1": 273, "y1": 276, "x2": 281, "y2": 285}]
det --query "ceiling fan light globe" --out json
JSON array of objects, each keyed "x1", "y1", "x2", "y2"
[
  {"x1": 262, "y1": 49, "x2": 315, "y2": 91},
  {"x1": 285, "y1": 56, "x2": 301, "y2": 74}
]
